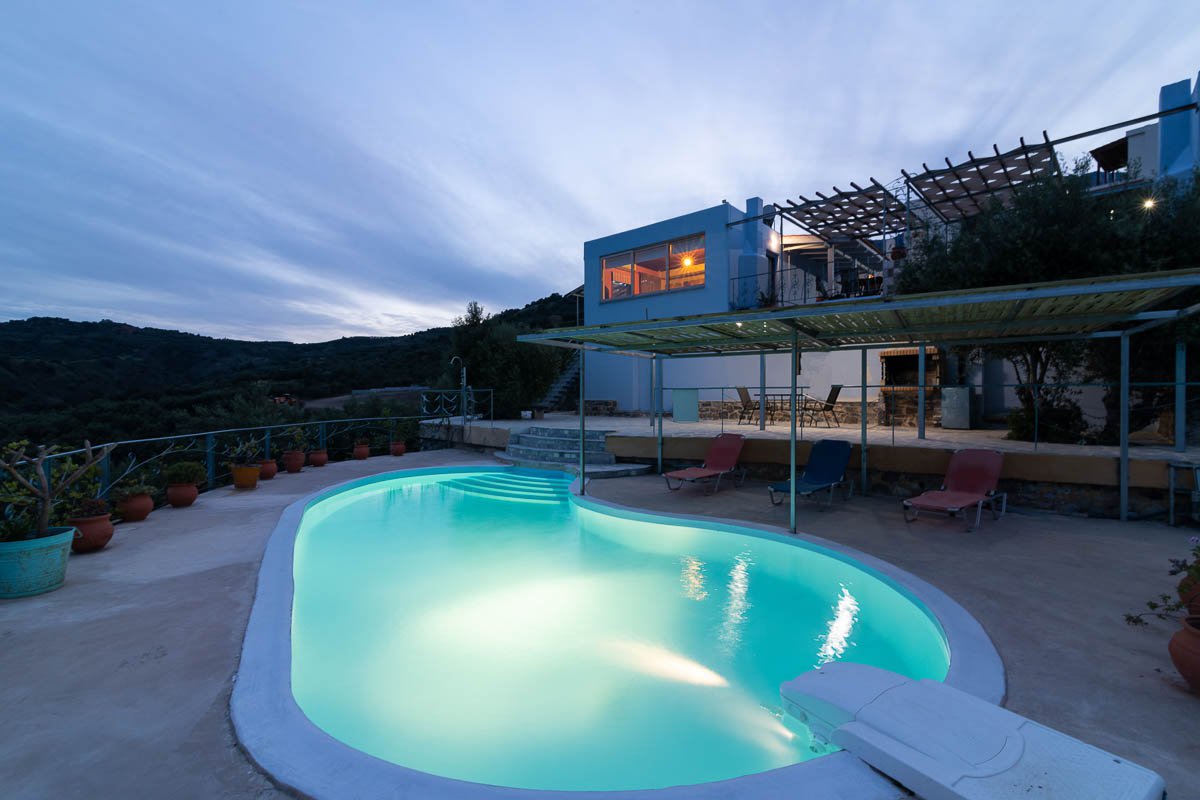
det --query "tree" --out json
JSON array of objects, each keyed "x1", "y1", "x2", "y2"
[
  {"x1": 898, "y1": 164, "x2": 1200, "y2": 441},
  {"x1": 445, "y1": 302, "x2": 567, "y2": 419}
]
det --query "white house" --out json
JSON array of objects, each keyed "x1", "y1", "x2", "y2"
[{"x1": 579, "y1": 69, "x2": 1199, "y2": 424}]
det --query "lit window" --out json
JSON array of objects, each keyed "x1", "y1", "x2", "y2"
[
  {"x1": 634, "y1": 244, "x2": 668, "y2": 295},
  {"x1": 602, "y1": 252, "x2": 632, "y2": 300},
  {"x1": 669, "y1": 235, "x2": 705, "y2": 290},
  {"x1": 600, "y1": 233, "x2": 705, "y2": 302}
]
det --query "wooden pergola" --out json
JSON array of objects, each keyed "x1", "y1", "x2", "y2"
[{"x1": 519, "y1": 269, "x2": 1200, "y2": 527}]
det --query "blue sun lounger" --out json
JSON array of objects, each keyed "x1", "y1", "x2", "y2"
[{"x1": 768, "y1": 439, "x2": 853, "y2": 509}]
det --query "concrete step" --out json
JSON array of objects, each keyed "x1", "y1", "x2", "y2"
[
  {"x1": 511, "y1": 432, "x2": 608, "y2": 452},
  {"x1": 492, "y1": 454, "x2": 652, "y2": 479},
  {"x1": 502, "y1": 445, "x2": 616, "y2": 465},
  {"x1": 523, "y1": 426, "x2": 609, "y2": 442},
  {"x1": 444, "y1": 476, "x2": 570, "y2": 502},
  {"x1": 443, "y1": 478, "x2": 568, "y2": 504},
  {"x1": 475, "y1": 473, "x2": 573, "y2": 492}
]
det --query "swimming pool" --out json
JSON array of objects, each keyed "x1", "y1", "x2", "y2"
[{"x1": 234, "y1": 465, "x2": 1003, "y2": 799}]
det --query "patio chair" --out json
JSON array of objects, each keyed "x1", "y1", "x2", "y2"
[
  {"x1": 735, "y1": 387, "x2": 761, "y2": 425},
  {"x1": 800, "y1": 385, "x2": 842, "y2": 427},
  {"x1": 768, "y1": 439, "x2": 854, "y2": 509},
  {"x1": 902, "y1": 448, "x2": 1007, "y2": 531},
  {"x1": 663, "y1": 433, "x2": 746, "y2": 494}
]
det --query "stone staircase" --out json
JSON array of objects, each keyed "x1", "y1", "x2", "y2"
[
  {"x1": 496, "y1": 426, "x2": 650, "y2": 478},
  {"x1": 536, "y1": 352, "x2": 581, "y2": 411}
]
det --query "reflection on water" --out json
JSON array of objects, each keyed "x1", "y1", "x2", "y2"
[
  {"x1": 680, "y1": 555, "x2": 708, "y2": 601},
  {"x1": 815, "y1": 585, "x2": 859, "y2": 666},
  {"x1": 718, "y1": 552, "x2": 753, "y2": 655},
  {"x1": 604, "y1": 639, "x2": 728, "y2": 687}
]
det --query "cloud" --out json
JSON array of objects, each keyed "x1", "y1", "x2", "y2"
[{"x1": 1, "y1": 0, "x2": 1197, "y2": 341}]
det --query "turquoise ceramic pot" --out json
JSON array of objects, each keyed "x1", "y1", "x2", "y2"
[{"x1": 0, "y1": 527, "x2": 75, "y2": 599}]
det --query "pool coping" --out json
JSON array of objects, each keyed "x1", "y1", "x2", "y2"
[{"x1": 232, "y1": 465, "x2": 1005, "y2": 800}]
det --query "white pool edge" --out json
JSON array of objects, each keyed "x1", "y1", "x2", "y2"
[{"x1": 232, "y1": 465, "x2": 1005, "y2": 800}]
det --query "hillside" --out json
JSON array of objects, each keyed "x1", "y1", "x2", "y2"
[{"x1": 0, "y1": 290, "x2": 579, "y2": 443}]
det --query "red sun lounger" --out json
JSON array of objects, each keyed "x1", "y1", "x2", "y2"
[
  {"x1": 663, "y1": 433, "x2": 746, "y2": 494},
  {"x1": 902, "y1": 448, "x2": 1007, "y2": 531}
]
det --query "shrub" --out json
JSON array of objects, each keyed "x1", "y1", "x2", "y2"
[
  {"x1": 112, "y1": 483, "x2": 156, "y2": 501},
  {"x1": 70, "y1": 498, "x2": 110, "y2": 518},
  {"x1": 165, "y1": 461, "x2": 207, "y2": 486}
]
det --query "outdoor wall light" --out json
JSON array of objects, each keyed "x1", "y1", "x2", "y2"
[{"x1": 1142, "y1": 197, "x2": 1157, "y2": 210}]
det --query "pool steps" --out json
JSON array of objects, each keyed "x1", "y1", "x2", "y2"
[
  {"x1": 443, "y1": 472, "x2": 574, "y2": 503},
  {"x1": 496, "y1": 426, "x2": 652, "y2": 478}
]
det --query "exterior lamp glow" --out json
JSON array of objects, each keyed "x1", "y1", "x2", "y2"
[{"x1": 1142, "y1": 198, "x2": 1157, "y2": 210}]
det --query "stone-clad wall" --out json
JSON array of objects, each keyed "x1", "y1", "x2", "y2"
[{"x1": 690, "y1": 396, "x2": 941, "y2": 429}]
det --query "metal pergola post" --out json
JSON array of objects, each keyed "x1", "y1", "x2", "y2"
[
  {"x1": 579, "y1": 348, "x2": 586, "y2": 495},
  {"x1": 759, "y1": 352, "x2": 767, "y2": 430},
  {"x1": 917, "y1": 344, "x2": 927, "y2": 439},
  {"x1": 1119, "y1": 334, "x2": 1129, "y2": 521},
  {"x1": 790, "y1": 329, "x2": 798, "y2": 534},
  {"x1": 1176, "y1": 340, "x2": 1187, "y2": 453},
  {"x1": 655, "y1": 355, "x2": 663, "y2": 473},
  {"x1": 861, "y1": 348, "x2": 868, "y2": 496}
]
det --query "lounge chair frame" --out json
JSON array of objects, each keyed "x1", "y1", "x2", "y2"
[
  {"x1": 768, "y1": 477, "x2": 854, "y2": 509},
  {"x1": 735, "y1": 386, "x2": 776, "y2": 425},
  {"x1": 902, "y1": 449, "x2": 1008, "y2": 531},
  {"x1": 664, "y1": 466, "x2": 747, "y2": 495},
  {"x1": 800, "y1": 385, "x2": 842, "y2": 427},
  {"x1": 663, "y1": 433, "x2": 747, "y2": 495},
  {"x1": 903, "y1": 492, "x2": 1007, "y2": 531}
]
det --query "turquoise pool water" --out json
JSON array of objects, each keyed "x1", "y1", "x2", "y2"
[{"x1": 291, "y1": 469, "x2": 949, "y2": 792}]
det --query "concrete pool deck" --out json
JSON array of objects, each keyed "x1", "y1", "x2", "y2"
[{"x1": 1, "y1": 450, "x2": 1196, "y2": 798}]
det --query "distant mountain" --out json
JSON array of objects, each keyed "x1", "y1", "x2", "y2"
[{"x1": 0, "y1": 290, "x2": 579, "y2": 443}]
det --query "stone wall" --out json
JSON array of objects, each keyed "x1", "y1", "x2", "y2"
[
  {"x1": 692, "y1": 397, "x2": 943, "y2": 429},
  {"x1": 606, "y1": 434, "x2": 1191, "y2": 520},
  {"x1": 582, "y1": 400, "x2": 618, "y2": 416},
  {"x1": 877, "y1": 389, "x2": 941, "y2": 428}
]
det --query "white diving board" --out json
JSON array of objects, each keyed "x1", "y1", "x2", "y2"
[{"x1": 781, "y1": 662, "x2": 1165, "y2": 800}]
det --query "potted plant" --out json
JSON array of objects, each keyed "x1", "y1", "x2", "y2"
[
  {"x1": 259, "y1": 447, "x2": 278, "y2": 481},
  {"x1": 112, "y1": 483, "x2": 156, "y2": 522},
  {"x1": 308, "y1": 447, "x2": 328, "y2": 467},
  {"x1": 165, "y1": 461, "x2": 206, "y2": 508},
  {"x1": 281, "y1": 428, "x2": 308, "y2": 474},
  {"x1": 65, "y1": 497, "x2": 114, "y2": 553},
  {"x1": 390, "y1": 440, "x2": 407, "y2": 456},
  {"x1": 1125, "y1": 536, "x2": 1200, "y2": 691},
  {"x1": 353, "y1": 438, "x2": 370, "y2": 460},
  {"x1": 0, "y1": 441, "x2": 113, "y2": 598},
  {"x1": 228, "y1": 439, "x2": 262, "y2": 490}
]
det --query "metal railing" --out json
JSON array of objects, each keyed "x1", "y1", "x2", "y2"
[
  {"x1": 729, "y1": 265, "x2": 882, "y2": 310},
  {"x1": 14, "y1": 415, "x2": 436, "y2": 502},
  {"x1": 654, "y1": 380, "x2": 1199, "y2": 451}
]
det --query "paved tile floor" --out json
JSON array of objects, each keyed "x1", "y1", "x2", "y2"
[{"x1": 1, "y1": 450, "x2": 1196, "y2": 798}]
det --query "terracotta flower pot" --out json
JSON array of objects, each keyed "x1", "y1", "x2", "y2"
[
  {"x1": 308, "y1": 449, "x2": 329, "y2": 467},
  {"x1": 353, "y1": 443, "x2": 370, "y2": 460},
  {"x1": 390, "y1": 441, "x2": 407, "y2": 457},
  {"x1": 1168, "y1": 616, "x2": 1200, "y2": 692},
  {"x1": 166, "y1": 483, "x2": 199, "y2": 508},
  {"x1": 1179, "y1": 574, "x2": 1200, "y2": 617},
  {"x1": 282, "y1": 451, "x2": 305, "y2": 473},
  {"x1": 231, "y1": 464, "x2": 261, "y2": 490},
  {"x1": 116, "y1": 493, "x2": 154, "y2": 522},
  {"x1": 66, "y1": 514, "x2": 115, "y2": 553},
  {"x1": 259, "y1": 459, "x2": 278, "y2": 480}
]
